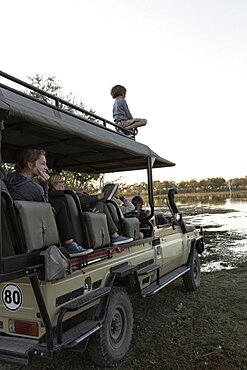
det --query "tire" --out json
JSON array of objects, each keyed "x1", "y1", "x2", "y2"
[
  {"x1": 88, "y1": 287, "x2": 133, "y2": 367},
  {"x1": 183, "y1": 249, "x2": 201, "y2": 291}
]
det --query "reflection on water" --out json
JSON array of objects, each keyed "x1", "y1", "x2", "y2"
[{"x1": 154, "y1": 195, "x2": 247, "y2": 272}]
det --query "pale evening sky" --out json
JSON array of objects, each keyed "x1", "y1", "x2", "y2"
[{"x1": 1, "y1": 0, "x2": 247, "y2": 184}]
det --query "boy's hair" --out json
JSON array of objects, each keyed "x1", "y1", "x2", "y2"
[
  {"x1": 132, "y1": 195, "x2": 144, "y2": 208},
  {"x1": 110, "y1": 85, "x2": 126, "y2": 99},
  {"x1": 15, "y1": 148, "x2": 47, "y2": 172}
]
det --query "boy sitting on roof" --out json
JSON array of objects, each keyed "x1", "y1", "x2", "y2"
[{"x1": 110, "y1": 85, "x2": 147, "y2": 138}]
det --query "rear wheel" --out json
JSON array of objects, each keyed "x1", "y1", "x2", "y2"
[
  {"x1": 183, "y1": 249, "x2": 201, "y2": 291},
  {"x1": 88, "y1": 287, "x2": 133, "y2": 367}
]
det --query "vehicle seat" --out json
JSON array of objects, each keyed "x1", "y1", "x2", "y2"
[
  {"x1": 155, "y1": 213, "x2": 172, "y2": 226},
  {"x1": 1, "y1": 194, "x2": 16, "y2": 256},
  {"x1": 1, "y1": 180, "x2": 58, "y2": 254},
  {"x1": 65, "y1": 190, "x2": 110, "y2": 248},
  {"x1": 1, "y1": 184, "x2": 26, "y2": 255},
  {"x1": 14, "y1": 200, "x2": 59, "y2": 253},
  {"x1": 106, "y1": 200, "x2": 140, "y2": 240},
  {"x1": 49, "y1": 190, "x2": 110, "y2": 249}
]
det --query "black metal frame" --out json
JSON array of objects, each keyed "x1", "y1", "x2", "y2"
[{"x1": 0, "y1": 71, "x2": 136, "y2": 137}]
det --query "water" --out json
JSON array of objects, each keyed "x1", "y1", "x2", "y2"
[{"x1": 155, "y1": 195, "x2": 247, "y2": 272}]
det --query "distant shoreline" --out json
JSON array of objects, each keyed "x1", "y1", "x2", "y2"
[
  {"x1": 136, "y1": 190, "x2": 247, "y2": 203},
  {"x1": 175, "y1": 190, "x2": 247, "y2": 198}
]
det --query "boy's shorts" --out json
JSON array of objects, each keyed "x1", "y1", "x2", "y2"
[
  {"x1": 117, "y1": 118, "x2": 141, "y2": 128},
  {"x1": 115, "y1": 120, "x2": 137, "y2": 137}
]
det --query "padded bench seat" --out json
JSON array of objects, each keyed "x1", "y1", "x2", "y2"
[{"x1": 14, "y1": 201, "x2": 59, "y2": 253}]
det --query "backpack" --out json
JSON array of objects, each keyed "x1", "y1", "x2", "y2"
[{"x1": 40, "y1": 245, "x2": 69, "y2": 281}]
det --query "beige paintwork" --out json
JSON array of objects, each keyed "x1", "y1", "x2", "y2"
[{"x1": 0, "y1": 225, "x2": 198, "y2": 340}]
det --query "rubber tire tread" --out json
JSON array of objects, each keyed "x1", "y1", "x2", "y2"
[
  {"x1": 183, "y1": 249, "x2": 201, "y2": 291},
  {"x1": 88, "y1": 287, "x2": 133, "y2": 367}
]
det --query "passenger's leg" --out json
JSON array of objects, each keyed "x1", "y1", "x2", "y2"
[
  {"x1": 95, "y1": 202, "x2": 133, "y2": 245},
  {"x1": 95, "y1": 202, "x2": 118, "y2": 235},
  {"x1": 50, "y1": 198, "x2": 93, "y2": 256},
  {"x1": 50, "y1": 198, "x2": 73, "y2": 242}
]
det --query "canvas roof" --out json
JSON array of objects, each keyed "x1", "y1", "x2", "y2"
[{"x1": 0, "y1": 85, "x2": 175, "y2": 174}]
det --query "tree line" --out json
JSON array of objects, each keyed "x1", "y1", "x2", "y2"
[{"x1": 122, "y1": 177, "x2": 247, "y2": 197}]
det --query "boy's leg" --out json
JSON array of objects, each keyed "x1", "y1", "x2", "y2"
[
  {"x1": 127, "y1": 118, "x2": 147, "y2": 129},
  {"x1": 120, "y1": 118, "x2": 147, "y2": 131},
  {"x1": 117, "y1": 121, "x2": 134, "y2": 136}
]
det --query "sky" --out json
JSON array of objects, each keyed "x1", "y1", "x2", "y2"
[{"x1": 1, "y1": 0, "x2": 247, "y2": 184}]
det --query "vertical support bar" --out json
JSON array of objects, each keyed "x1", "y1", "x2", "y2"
[
  {"x1": 156, "y1": 267, "x2": 160, "y2": 286},
  {"x1": 55, "y1": 98, "x2": 60, "y2": 107},
  {"x1": 147, "y1": 157, "x2": 155, "y2": 219},
  {"x1": 30, "y1": 275, "x2": 54, "y2": 353}
]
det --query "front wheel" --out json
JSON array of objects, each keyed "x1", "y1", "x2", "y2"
[
  {"x1": 183, "y1": 249, "x2": 201, "y2": 291},
  {"x1": 88, "y1": 287, "x2": 133, "y2": 367}
]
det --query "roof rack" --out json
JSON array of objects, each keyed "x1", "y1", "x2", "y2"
[
  {"x1": 0, "y1": 71, "x2": 175, "y2": 172},
  {"x1": 0, "y1": 71, "x2": 134, "y2": 137}
]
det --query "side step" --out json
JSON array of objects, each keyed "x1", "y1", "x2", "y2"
[
  {"x1": 137, "y1": 263, "x2": 160, "y2": 276},
  {"x1": 59, "y1": 286, "x2": 111, "y2": 313},
  {"x1": 111, "y1": 262, "x2": 137, "y2": 277},
  {"x1": 0, "y1": 336, "x2": 38, "y2": 366},
  {"x1": 57, "y1": 286, "x2": 111, "y2": 344},
  {"x1": 140, "y1": 265, "x2": 190, "y2": 298},
  {"x1": 32, "y1": 320, "x2": 103, "y2": 359},
  {"x1": 61, "y1": 320, "x2": 102, "y2": 348}
]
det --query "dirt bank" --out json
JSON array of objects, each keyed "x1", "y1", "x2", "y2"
[{"x1": 1, "y1": 265, "x2": 247, "y2": 370}]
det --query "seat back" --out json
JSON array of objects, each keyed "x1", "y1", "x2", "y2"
[
  {"x1": 49, "y1": 190, "x2": 110, "y2": 249},
  {"x1": 14, "y1": 201, "x2": 59, "y2": 253},
  {"x1": 1, "y1": 174, "x2": 15, "y2": 256},
  {"x1": 64, "y1": 192, "x2": 84, "y2": 245},
  {"x1": 81, "y1": 211, "x2": 110, "y2": 248},
  {"x1": 121, "y1": 217, "x2": 140, "y2": 240},
  {"x1": 107, "y1": 201, "x2": 140, "y2": 240},
  {"x1": 155, "y1": 213, "x2": 172, "y2": 226},
  {"x1": 1, "y1": 186, "x2": 26, "y2": 255},
  {"x1": 1, "y1": 195, "x2": 16, "y2": 257},
  {"x1": 66, "y1": 191, "x2": 110, "y2": 248},
  {"x1": 1, "y1": 183, "x2": 59, "y2": 255}
]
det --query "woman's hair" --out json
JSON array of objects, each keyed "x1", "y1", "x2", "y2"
[
  {"x1": 110, "y1": 85, "x2": 126, "y2": 99},
  {"x1": 15, "y1": 148, "x2": 47, "y2": 172},
  {"x1": 48, "y1": 172, "x2": 63, "y2": 191}
]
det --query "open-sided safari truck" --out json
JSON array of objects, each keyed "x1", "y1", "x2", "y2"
[{"x1": 0, "y1": 71, "x2": 204, "y2": 367}]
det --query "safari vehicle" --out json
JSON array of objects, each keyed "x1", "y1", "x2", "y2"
[{"x1": 0, "y1": 71, "x2": 204, "y2": 367}]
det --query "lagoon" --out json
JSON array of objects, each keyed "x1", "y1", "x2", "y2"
[{"x1": 154, "y1": 194, "x2": 247, "y2": 272}]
